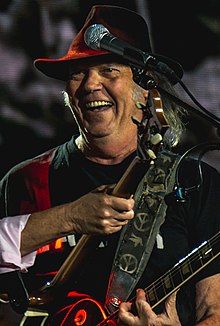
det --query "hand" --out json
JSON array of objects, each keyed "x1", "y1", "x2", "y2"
[
  {"x1": 65, "y1": 185, "x2": 135, "y2": 235},
  {"x1": 118, "y1": 289, "x2": 181, "y2": 326}
]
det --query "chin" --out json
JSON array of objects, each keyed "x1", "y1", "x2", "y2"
[
  {"x1": 86, "y1": 130, "x2": 112, "y2": 139},
  {"x1": 85, "y1": 124, "x2": 115, "y2": 137}
]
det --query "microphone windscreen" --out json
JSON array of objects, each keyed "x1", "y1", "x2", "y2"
[{"x1": 84, "y1": 24, "x2": 109, "y2": 50}]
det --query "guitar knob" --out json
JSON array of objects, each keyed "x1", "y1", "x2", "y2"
[
  {"x1": 74, "y1": 309, "x2": 87, "y2": 325},
  {"x1": 108, "y1": 296, "x2": 122, "y2": 308}
]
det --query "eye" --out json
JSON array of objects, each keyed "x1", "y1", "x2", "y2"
[
  {"x1": 101, "y1": 66, "x2": 120, "y2": 77},
  {"x1": 105, "y1": 67, "x2": 114, "y2": 72}
]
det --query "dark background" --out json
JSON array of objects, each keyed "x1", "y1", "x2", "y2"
[{"x1": 0, "y1": 0, "x2": 220, "y2": 178}]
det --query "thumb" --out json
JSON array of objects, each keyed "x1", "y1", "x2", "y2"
[
  {"x1": 164, "y1": 290, "x2": 179, "y2": 315},
  {"x1": 165, "y1": 290, "x2": 179, "y2": 310},
  {"x1": 92, "y1": 184, "x2": 113, "y2": 193}
]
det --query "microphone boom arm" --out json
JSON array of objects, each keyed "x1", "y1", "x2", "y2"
[{"x1": 132, "y1": 66, "x2": 220, "y2": 128}]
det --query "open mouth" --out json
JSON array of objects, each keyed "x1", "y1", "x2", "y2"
[{"x1": 85, "y1": 101, "x2": 113, "y2": 111}]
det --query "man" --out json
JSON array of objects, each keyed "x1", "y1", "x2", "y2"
[{"x1": 0, "y1": 5, "x2": 220, "y2": 325}]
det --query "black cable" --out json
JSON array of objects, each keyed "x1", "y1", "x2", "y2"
[
  {"x1": 177, "y1": 78, "x2": 220, "y2": 124},
  {"x1": 174, "y1": 142, "x2": 220, "y2": 201}
]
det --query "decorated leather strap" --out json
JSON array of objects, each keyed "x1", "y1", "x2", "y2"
[{"x1": 105, "y1": 150, "x2": 180, "y2": 312}]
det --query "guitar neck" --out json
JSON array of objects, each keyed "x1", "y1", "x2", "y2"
[
  {"x1": 145, "y1": 231, "x2": 220, "y2": 308},
  {"x1": 99, "y1": 231, "x2": 220, "y2": 326},
  {"x1": 31, "y1": 157, "x2": 147, "y2": 299}
]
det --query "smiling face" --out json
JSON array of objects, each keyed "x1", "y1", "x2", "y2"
[{"x1": 66, "y1": 57, "x2": 147, "y2": 159}]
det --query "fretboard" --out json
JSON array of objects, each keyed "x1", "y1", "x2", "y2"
[{"x1": 145, "y1": 231, "x2": 220, "y2": 308}]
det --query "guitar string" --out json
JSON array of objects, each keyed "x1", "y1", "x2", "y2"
[
  {"x1": 98, "y1": 232, "x2": 220, "y2": 325},
  {"x1": 144, "y1": 233, "x2": 220, "y2": 303}
]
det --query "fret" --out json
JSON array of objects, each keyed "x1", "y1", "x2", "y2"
[
  {"x1": 153, "y1": 283, "x2": 166, "y2": 304},
  {"x1": 147, "y1": 272, "x2": 173, "y2": 305},
  {"x1": 101, "y1": 231, "x2": 220, "y2": 326},
  {"x1": 200, "y1": 243, "x2": 214, "y2": 262},
  {"x1": 189, "y1": 241, "x2": 213, "y2": 272},
  {"x1": 170, "y1": 267, "x2": 183, "y2": 287},
  {"x1": 139, "y1": 233, "x2": 220, "y2": 313},
  {"x1": 147, "y1": 284, "x2": 158, "y2": 306},
  {"x1": 181, "y1": 261, "x2": 192, "y2": 276},
  {"x1": 163, "y1": 273, "x2": 173, "y2": 290},
  {"x1": 172, "y1": 261, "x2": 193, "y2": 286},
  {"x1": 171, "y1": 241, "x2": 205, "y2": 278}
]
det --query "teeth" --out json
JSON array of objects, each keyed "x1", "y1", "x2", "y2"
[{"x1": 85, "y1": 101, "x2": 112, "y2": 108}]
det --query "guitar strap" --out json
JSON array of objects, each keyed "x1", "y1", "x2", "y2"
[{"x1": 105, "y1": 150, "x2": 180, "y2": 312}]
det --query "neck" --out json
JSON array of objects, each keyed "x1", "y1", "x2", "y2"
[{"x1": 75, "y1": 135, "x2": 137, "y2": 165}]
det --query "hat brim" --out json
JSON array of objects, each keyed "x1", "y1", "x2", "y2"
[{"x1": 34, "y1": 51, "x2": 183, "y2": 84}]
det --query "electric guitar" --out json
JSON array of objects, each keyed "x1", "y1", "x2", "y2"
[
  {"x1": 56, "y1": 231, "x2": 220, "y2": 325},
  {"x1": 21, "y1": 230, "x2": 220, "y2": 325}
]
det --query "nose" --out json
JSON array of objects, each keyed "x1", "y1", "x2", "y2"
[{"x1": 83, "y1": 69, "x2": 102, "y2": 93}]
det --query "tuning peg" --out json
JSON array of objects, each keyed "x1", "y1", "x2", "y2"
[
  {"x1": 150, "y1": 133, "x2": 163, "y2": 145},
  {"x1": 135, "y1": 102, "x2": 152, "y2": 118},
  {"x1": 135, "y1": 102, "x2": 146, "y2": 109},
  {"x1": 131, "y1": 116, "x2": 141, "y2": 126},
  {"x1": 146, "y1": 149, "x2": 157, "y2": 160}
]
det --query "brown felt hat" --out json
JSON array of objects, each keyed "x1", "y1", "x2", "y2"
[{"x1": 34, "y1": 5, "x2": 183, "y2": 82}]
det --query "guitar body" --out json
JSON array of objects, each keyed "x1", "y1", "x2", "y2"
[
  {"x1": 48, "y1": 297, "x2": 116, "y2": 326},
  {"x1": 17, "y1": 227, "x2": 220, "y2": 326},
  {"x1": 20, "y1": 297, "x2": 114, "y2": 326},
  {"x1": 49, "y1": 230, "x2": 220, "y2": 325}
]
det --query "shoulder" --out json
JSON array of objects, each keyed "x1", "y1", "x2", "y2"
[
  {"x1": 0, "y1": 136, "x2": 79, "y2": 181},
  {"x1": 0, "y1": 147, "x2": 58, "y2": 183},
  {"x1": 52, "y1": 135, "x2": 81, "y2": 169}
]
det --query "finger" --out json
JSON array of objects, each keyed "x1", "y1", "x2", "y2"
[
  {"x1": 113, "y1": 209, "x2": 135, "y2": 222},
  {"x1": 136, "y1": 288, "x2": 147, "y2": 301},
  {"x1": 120, "y1": 301, "x2": 133, "y2": 313},
  {"x1": 156, "y1": 291, "x2": 180, "y2": 325},
  {"x1": 118, "y1": 302, "x2": 139, "y2": 325},
  {"x1": 106, "y1": 184, "x2": 117, "y2": 193},
  {"x1": 86, "y1": 222, "x2": 123, "y2": 235},
  {"x1": 110, "y1": 220, "x2": 129, "y2": 227},
  {"x1": 99, "y1": 206, "x2": 134, "y2": 223},
  {"x1": 99, "y1": 219, "x2": 129, "y2": 235},
  {"x1": 135, "y1": 289, "x2": 157, "y2": 321},
  {"x1": 92, "y1": 184, "x2": 111, "y2": 193},
  {"x1": 109, "y1": 196, "x2": 135, "y2": 212},
  {"x1": 107, "y1": 220, "x2": 128, "y2": 230},
  {"x1": 163, "y1": 290, "x2": 179, "y2": 318}
]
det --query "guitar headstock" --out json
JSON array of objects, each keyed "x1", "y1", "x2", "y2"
[{"x1": 132, "y1": 89, "x2": 169, "y2": 162}]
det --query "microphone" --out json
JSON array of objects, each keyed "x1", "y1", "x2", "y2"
[{"x1": 84, "y1": 24, "x2": 179, "y2": 83}]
